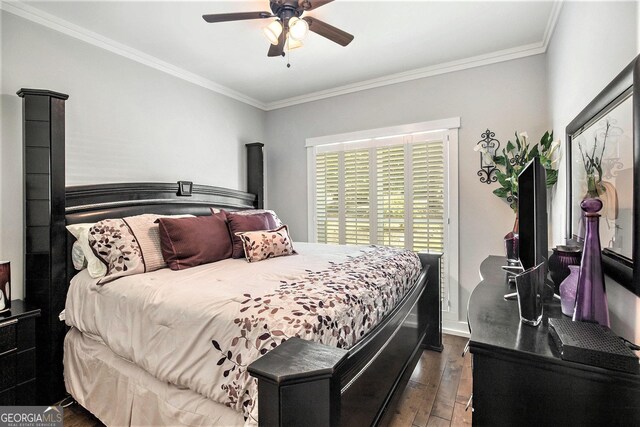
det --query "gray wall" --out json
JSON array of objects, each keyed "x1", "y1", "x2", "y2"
[
  {"x1": 3, "y1": 2, "x2": 637, "y2": 339},
  {"x1": 0, "y1": 11, "x2": 266, "y2": 300},
  {"x1": 547, "y1": 1, "x2": 639, "y2": 342},
  {"x1": 265, "y1": 55, "x2": 550, "y2": 331}
]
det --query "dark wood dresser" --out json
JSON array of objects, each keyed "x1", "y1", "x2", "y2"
[
  {"x1": 468, "y1": 256, "x2": 640, "y2": 426},
  {"x1": 0, "y1": 300, "x2": 41, "y2": 405}
]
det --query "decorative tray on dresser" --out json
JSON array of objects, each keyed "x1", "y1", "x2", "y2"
[
  {"x1": 0, "y1": 300, "x2": 41, "y2": 405},
  {"x1": 467, "y1": 256, "x2": 640, "y2": 426}
]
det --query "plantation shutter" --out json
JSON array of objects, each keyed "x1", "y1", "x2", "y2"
[
  {"x1": 412, "y1": 141, "x2": 445, "y2": 253},
  {"x1": 309, "y1": 121, "x2": 458, "y2": 315},
  {"x1": 412, "y1": 140, "x2": 447, "y2": 302},
  {"x1": 314, "y1": 135, "x2": 446, "y2": 254},
  {"x1": 315, "y1": 151, "x2": 340, "y2": 244},
  {"x1": 377, "y1": 144, "x2": 407, "y2": 248},
  {"x1": 344, "y1": 148, "x2": 371, "y2": 244}
]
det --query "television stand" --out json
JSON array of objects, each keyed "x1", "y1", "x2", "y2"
[{"x1": 467, "y1": 256, "x2": 640, "y2": 425}]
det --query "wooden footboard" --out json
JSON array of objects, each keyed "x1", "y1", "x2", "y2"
[{"x1": 248, "y1": 252, "x2": 443, "y2": 426}]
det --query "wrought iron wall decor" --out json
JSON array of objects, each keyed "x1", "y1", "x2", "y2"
[{"x1": 476, "y1": 129, "x2": 500, "y2": 184}]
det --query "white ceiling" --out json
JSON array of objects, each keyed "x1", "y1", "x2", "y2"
[{"x1": 12, "y1": 1, "x2": 559, "y2": 109}]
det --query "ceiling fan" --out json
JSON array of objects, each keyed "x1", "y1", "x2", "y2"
[{"x1": 202, "y1": 0, "x2": 354, "y2": 60}]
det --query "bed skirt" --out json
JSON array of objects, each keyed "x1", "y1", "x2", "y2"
[{"x1": 63, "y1": 328, "x2": 244, "y2": 426}]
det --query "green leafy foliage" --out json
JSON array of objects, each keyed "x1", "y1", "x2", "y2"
[{"x1": 489, "y1": 131, "x2": 560, "y2": 213}]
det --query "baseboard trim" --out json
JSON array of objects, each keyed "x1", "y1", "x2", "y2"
[{"x1": 443, "y1": 320, "x2": 470, "y2": 338}]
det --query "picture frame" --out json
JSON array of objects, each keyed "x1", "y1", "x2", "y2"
[{"x1": 565, "y1": 54, "x2": 640, "y2": 297}]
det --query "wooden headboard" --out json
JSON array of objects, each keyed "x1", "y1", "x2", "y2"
[
  {"x1": 64, "y1": 182, "x2": 258, "y2": 286},
  {"x1": 65, "y1": 182, "x2": 257, "y2": 224},
  {"x1": 18, "y1": 88, "x2": 263, "y2": 404}
]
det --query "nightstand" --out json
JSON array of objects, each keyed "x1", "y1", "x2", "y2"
[{"x1": 0, "y1": 300, "x2": 41, "y2": 405}]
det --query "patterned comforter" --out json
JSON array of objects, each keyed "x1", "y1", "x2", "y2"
[{"x1": 65, "y1": 243, "x2": 421, "y2": 425}]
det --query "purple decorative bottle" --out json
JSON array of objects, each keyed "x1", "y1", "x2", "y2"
[{"x1": 573, "y1": 198, "x2": 610, "y2": 326}]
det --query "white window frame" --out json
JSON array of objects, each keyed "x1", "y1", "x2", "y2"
[{"x1": 306, "y1": 118, "x2": 460, "y2": 320}]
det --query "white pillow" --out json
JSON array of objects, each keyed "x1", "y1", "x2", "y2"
[
  {"x1": 71, "y1": 241, "x2": 87, "y2": 270},
  {"x1": 66, "y1": 223, "x2": 107, "y2": 278}
]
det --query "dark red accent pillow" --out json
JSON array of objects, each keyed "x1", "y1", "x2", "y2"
[
  {"x1": 224, "y1": 210, "x2": 276, "y2": 258},
  {"x1": 157, "y1": 212, "x2": 232, "y2": 270}
]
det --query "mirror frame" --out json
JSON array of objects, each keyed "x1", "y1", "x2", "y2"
[{"x1": 565, "y1": 54, "x2": 640, "y2": 297}]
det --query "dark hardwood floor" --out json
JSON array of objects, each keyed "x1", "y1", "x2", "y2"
[
  {"x1": 382, "y1": 334, "x2": 472, "y2": 427},
  {"x1": 61, "y1": 334, "x2": 471, "y2": 427}
]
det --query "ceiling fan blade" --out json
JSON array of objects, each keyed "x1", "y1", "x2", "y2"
[
  {"x1": 202, "y1": 11, "x2": 272, "y2": 23},
  {"x1": 298, "y1": 0, "x2": 334, "y2": 11},
  {"x1": 303, "y1": 17, "x2": 354, "y2": 47},
  {"x1": 267, "y1": 32, "x2": 285, "y2": 57}
]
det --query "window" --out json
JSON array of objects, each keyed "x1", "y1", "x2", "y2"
[{"x1": 307, "y1": 119, "x2": 459, "y2": 316}]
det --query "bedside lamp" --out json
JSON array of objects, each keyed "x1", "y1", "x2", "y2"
[{"x1": 0, "y1": 261, "x2": 10, "y2": 314}]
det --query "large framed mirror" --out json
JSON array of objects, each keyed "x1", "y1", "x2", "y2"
[{"x1": 566, "y1": 54, "x2": 640, "y2": 297}]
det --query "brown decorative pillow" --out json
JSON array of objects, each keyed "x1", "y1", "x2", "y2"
[
  {"x1": 235, "y1": 225, "x2": 295, "y2": 263},
  {"x1": 223, "y1": 210, "x2": 276, "y2": 258},
  {"x1": 157, "y1": 211, "x2": 232, "y2": 270},
  {"x1": 211, "y1": 208, "x2": 283, "y2": 227},
  {"x1": 125, "y1": 214, "x2": 194, "y2": 271}
]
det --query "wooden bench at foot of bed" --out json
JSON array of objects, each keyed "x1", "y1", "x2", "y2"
[{"x1": 249, "y1": 252, "x2": 442, "y2": 427}]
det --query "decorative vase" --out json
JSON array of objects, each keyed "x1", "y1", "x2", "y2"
[
  {"x1": 548, "y1": 245, "x2": 582, "y2": 293},
  {"x1": 0, "y1": 261, "x2": 10, "y2": 314},
  {"x1": 559, "y1": 265, "x2": 580, "y2": 316},
  {"x1": 504, "y1": 215, "x2": 519, "y2": 263},
  {"x1": 573, "y1": 198, "x2": 610, "y2": 326}
]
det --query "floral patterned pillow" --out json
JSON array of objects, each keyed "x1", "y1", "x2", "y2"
[
  {"x1": 235, "y1": 225, "x2": 296, "y2": 263},
  {"x1": 88, "y1": 214, "x2": 194, "y2": 284},
  {"x1": 88, "y1": 218, "x2": 145, "y2": 285}
]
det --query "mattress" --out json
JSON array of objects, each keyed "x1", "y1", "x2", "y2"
[{"x1": 65, "y1": 242, "x2": 421, "y2": 424}]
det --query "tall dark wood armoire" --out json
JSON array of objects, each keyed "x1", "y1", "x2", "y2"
[
  {"x1": 17, "y1": 89, "x2": 69, "y2": 404},
  {"x1": 246, "y1": 142, "x2": 264, "y2": 209}
]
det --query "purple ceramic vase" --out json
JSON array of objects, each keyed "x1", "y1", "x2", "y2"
[
  {"x1": 504, "y1": 216, "x2": 519, "y2": 262},
  {"x1": 573, "y1": 198, "x2": 610, "y2": 326},
  {"x1": 560, "y1": 265, "x2": 580, "y2": 316},
  {"x1": 548, "y1": 245, "x2": 582, "y2": 293}
]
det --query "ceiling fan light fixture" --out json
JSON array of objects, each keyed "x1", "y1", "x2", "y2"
[
  {"x1": 263, "y1": 19, "x2": 283, "y2": 45},
  {"x1": 288, "y1": 16, "x2": 309, "y2": 41},
  {"x1": 285, "y1": 35, "x2": 304, "y2": 50}
]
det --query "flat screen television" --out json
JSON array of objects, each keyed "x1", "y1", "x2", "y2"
[{"x1": 518, "y1": 157, "x2": 548, "y2": 274}]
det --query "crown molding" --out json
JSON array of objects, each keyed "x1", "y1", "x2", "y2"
[
  {"x1": 541, "y1": 0, "x2": 563, "y2": 51},
  {"x1": 263, "y1": 41, "x2": 547, "y2": 110},
  {"x1": 263, "y1": 0, "x2": 563, "y2": 110},
  {"x1": 1, "y1": 0, "x2": 562, "y2": 112},
  {"x1": 0, "y1": 0, "x2": 267, "y2": 110}
]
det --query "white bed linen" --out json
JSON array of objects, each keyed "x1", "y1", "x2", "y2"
[
  {"x1": 65, "y1": 243, "x2": 398, "y2": 423},
  {"x1": 64, "y1": 327, "x2": 243, "y2": 427},
  {"x1": 66, "y1": 243, "x2": 420, "y2": 424}
]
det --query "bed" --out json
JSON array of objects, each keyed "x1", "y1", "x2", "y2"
[
  {"x1": 18, "y1": 88, "x2": 442, "y2": 426},
  {"x1": 60, "y1": 183, "x2": 442, "y2": 426}
]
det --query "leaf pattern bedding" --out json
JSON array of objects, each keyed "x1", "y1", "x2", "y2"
[{"x1": 64, "y1": 243, "x2": 421, "y2": 425}]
